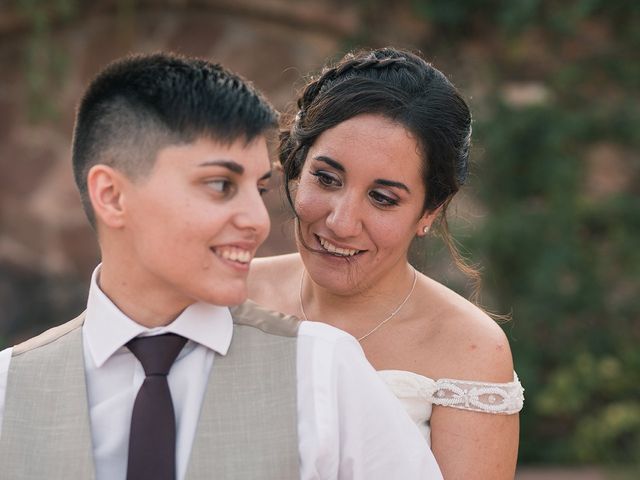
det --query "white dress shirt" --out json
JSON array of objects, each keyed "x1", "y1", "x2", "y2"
[{"x1": 0, "y1": 267, "x2": 442, "y2": 479}]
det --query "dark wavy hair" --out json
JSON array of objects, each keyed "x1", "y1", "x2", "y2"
[
  {"x1": 279, "y1": 47, "x2": 481, "y2": 292},
  {"x1": 72, "y1": 52, "x2": 278, "y2": 227}
]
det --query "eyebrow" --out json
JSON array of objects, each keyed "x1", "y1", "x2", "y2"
[
  {"x1": 199, "y1": 160, "x2": 272, "y2": 180},
  {"x1": 314, "y1": 155, "x2": 410, "y2": 193},
  {"x1": 374, "y1": 178, "x2": 410, "y2": 193},
  {"x1": 314, "y1": 155, "x2": 345, "y2": 172},
  {"x1": 199, "y1": 160, "x2": 244, "y2": 174},
  {"x1": 259, "y1": 170, "x2": 273, "y2": 181}
]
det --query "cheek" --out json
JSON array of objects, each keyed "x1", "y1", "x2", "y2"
[
  {"x1": 294, "y1": 188, "x2": 326, "y2": 224},
  {"x1": 367, "y1": 213, "x2": 417, "y2": 250},
  {"x1": 139, "y1": 201, "x2": 209, "y2": 253}
]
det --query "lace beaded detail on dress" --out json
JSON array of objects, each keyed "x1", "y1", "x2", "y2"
[
  {"x1": 430, "y1": 376, "x2": 524, "y2": 413},
  {"x1": 377, "y1": 370, "x2": 524, "y2": 443}
]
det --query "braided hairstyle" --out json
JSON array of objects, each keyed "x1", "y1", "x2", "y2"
[
  {"x1": 280, "y1": 47, "x2": 471, "y2": 214},
  {"x1": 280, "y1": 47, "x2": 480, "y2": 290}
]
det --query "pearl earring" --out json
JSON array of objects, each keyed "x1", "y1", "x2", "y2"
[{"x1": 422, "y1": 225, "x2": 430, "y2": 235}]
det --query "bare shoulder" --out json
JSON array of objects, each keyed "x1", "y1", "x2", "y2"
[
  {"x1": 250, "y1": 252, "x2": 302, "y2": 280},
  {"x1": 248, "y1": 253, "x2": 303, "y2": 314},
  {"x1": 414, "y1": 275, "x2": 514, "y2": 384}
]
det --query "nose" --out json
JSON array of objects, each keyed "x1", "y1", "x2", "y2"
[
  {"x1": 325, "y1": 192, "x2": 363, "y2": 238},
  {"x1": 234, "y1": 188, "x2": 271, "y2": 241}
]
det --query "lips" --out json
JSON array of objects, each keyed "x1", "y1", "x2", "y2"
[
  {"x1": 317, "y1": 235, "x2": 363, "y2": 257},
  {"x1": 212, "y1": 246, "x2": 252, "y2": 264}
]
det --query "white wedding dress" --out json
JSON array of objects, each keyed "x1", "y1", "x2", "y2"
[{"x1": 378, "y1": 370, "x2": 524, "y2": 444}]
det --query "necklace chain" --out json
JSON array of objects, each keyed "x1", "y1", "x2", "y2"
[{"x1": 299, "y1": 268, "x2": 418, "y2": 342}]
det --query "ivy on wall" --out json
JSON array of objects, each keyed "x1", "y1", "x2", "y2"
[
  {"x1": 15, "y1": 0, "x2": 79, "y2": 120},
  {"x1": 407, "y1": 0, "x2": 640, "y2": 466},
  {"x1": 473, "y1": 101, "x2": 640, "y2": 464}
]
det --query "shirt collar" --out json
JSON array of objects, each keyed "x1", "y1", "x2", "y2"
[{"x1": 84, "y1": 265, "x2": 233, "y2": 368}]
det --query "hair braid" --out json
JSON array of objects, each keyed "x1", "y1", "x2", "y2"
[
  {"x1": 297, "y1": 54, "x2": 411, "y2": 116},
  {"x1": 279, "y1": 47, "x2": 482, "y2": 300}
]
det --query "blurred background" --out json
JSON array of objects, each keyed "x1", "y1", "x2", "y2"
[{"x1": 0, "y1": 0, "x2": 638, "y2": 477}]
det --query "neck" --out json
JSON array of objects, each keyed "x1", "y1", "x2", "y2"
[
  {"x1": 300, "y1": 262, "x2": 417, "y2": 338},
  {"x1": 98, "y1": 260, "x2": 190, "y2": 328}
]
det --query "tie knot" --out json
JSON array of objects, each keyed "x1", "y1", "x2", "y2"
[{"x1": 126, "y1": 333, "x2": 187, "y2": 377}]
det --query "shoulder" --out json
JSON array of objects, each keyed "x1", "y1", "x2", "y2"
[
  {"x1": 11, "y1": 314, "x2": 85, "y2": 357},
  {"x1": 298, "y1": 319, "x2": 359, "y2": 346},
  {"x1": 298, "y1": 321, "x2": 369, "y2": 370},
  {"x1": 0, "y1": 346, "x2": 12, "y2": 379},
  {"x1": 414, "y1": 276, "x2": 514, "y2": 384},
  {"x1": 248, "y1": 253, "x2": 303, "y2": 312},
  {"x1": 230, "y1": 300, "x2": 300, "y2": 338},
  {"x1": 250, "y1": 252, "x2": 302, "y2": 279}
]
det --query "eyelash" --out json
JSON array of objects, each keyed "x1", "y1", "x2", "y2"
[
  {"x1": 206, "y1": 179, "x2": 269, "y2": 197},
  {"x1": 369, "y1": 190, "x2": 398, "y2": 207},
  {"x1": 310, "y1": 170, "x2": 340, "y2": 188},
  {"x1": 310, "y1": 169, "x2": 398, "y2": 207},
  {"x1": 206, "y1": 179, "x2": 233, "y2": 195}
]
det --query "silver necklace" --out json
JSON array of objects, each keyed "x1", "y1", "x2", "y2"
[{"x1": 299, "y1": 268, "x2": 418, "y2": 341}]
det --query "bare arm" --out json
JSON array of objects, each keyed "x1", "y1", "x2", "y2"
[
  {"x1": 431, "y1": 406, "x2": 519, "y2": 479},
  {"x1": 420, "y1": 301, "x2": 520, "y2": 479}
]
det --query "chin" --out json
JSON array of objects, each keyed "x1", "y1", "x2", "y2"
[
  {"x1": 205, "y1": 287, "x2": 248, "y2": 307},
  {"x1": 311, "y1": 258, "x2": 364, "y2": 283},
  {"x1": 308, "y1": 273, "x2": 356, "y2": 296}
]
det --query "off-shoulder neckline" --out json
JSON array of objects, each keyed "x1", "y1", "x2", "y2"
[{"x1": 378, "y1": 369, "x2": 521, "y2": 386}]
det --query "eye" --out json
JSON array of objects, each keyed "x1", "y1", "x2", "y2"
[
  {"x1": 258, "y1": 184, "x2": 270, "y2": 196},
  {"x1": 205, "y1": 178, "x2": 234, "y2": 196},
  {"x1": 369, "y1": 189, "x2": 398, "y2": 207},
  {"x1": 310, "y1": 170, "x2": 341, "y2": 188}
]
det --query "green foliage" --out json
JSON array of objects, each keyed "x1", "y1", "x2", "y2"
[
  {"x1": 411, "y1": 0, "x2": 640, "y2": 33},
  {"x1": 411, "y1": 0, "x2": 640, "y2": 38},
  {"x1": 536, "y1": 351, "x2": 640, "y2": 462},
  {"x1": 471, "y1": 94, "x2": 640, "y2": 463}
]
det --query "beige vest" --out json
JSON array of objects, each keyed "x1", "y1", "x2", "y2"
[{"x1": 0, "y1": 300, "x2": 300, "y2": 479}]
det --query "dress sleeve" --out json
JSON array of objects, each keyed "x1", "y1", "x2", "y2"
[{"x1": 430, "y1": 372, "x2": 524, "y2": 414}]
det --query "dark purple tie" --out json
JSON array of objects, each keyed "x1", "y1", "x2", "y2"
[{"x1": 126, "y1": 333, "x2": 187, "y2": 480}]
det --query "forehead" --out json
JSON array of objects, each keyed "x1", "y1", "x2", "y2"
[
  {"x1": 309, "y1": 114, "x2": 423, "y2": 176},
  {"x1": 153, "y1": 135, "x2": 271, "y2": 172}
]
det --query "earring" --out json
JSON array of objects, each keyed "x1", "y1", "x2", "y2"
[{"x1": 422, "y1": 225, "x2": 430, "y2": 235}]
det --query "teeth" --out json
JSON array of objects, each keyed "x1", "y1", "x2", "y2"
[
  {"x1": 215, "y1": 247, "x2": 251, "y2": 263},
  {"x1": 319, "y1": 237, "x2": 360, "y2": 257}
]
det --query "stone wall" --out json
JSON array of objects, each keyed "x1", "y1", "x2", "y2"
[{"x1": 0, "y1": 1, "x2": 366, "y2": 343}]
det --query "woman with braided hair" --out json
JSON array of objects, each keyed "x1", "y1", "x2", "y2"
[{"x1": 249, "y1": 47, "x2": 523, "y2": 478}]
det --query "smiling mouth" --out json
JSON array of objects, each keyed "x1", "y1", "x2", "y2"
[
  {"x1": 317, "y1": 235, "x2": 364, "y2": 257},
  {"x1": 212, "y1": 246, "x2": 252, "y2": 264}
]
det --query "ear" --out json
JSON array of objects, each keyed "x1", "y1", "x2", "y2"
[
  {"x1": 416, "y1": 207, "x2": 441, "y2": 237},
  {"x1": 87, "y1": 164, "x2": 128, "y2": 229}
]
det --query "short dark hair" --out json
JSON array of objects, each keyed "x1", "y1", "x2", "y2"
[
  {"x1": 72, "y1": 52, "x2": 278, "y2": 227},
  {"x1": 280, "y1": 47, "x2": 471, "y2": 214}
]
